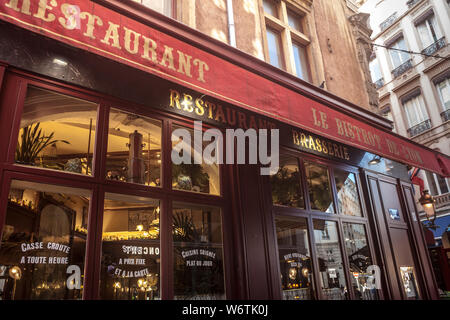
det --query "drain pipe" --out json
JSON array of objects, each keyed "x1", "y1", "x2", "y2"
[{"x1": 227, "y1": 0, "x2": 237, "y2": 47}]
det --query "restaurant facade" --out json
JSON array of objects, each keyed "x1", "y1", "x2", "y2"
[{"x1": 0, "y1": 0, "x2": 449, "y2": 300}]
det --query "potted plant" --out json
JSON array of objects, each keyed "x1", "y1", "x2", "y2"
[{"x1": 15, "y1": 122, "x2": 69, "y2": 166}]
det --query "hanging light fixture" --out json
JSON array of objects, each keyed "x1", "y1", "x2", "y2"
[
  {"x1": 419, "y1": 190, "x2": 437, "y2": 229},
  {"x1": 368, "y1": 155, "x2": 381, "y2": 165}
]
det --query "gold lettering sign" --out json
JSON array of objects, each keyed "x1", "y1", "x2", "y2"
[
  {"x1": 3, "y1": 0, "x2": 210, "y2": 83},
  {"x1": 292, "y1": 129, "x2": 350, "y2": 161},
  {"x1": 169, "y1": 89, "x2": 276, "y2": 130}
]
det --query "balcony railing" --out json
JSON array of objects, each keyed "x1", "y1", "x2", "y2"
[
  {"x1": 407, "y1": 119, "x2": 431, "y2": 137},
  {"x1": 441, "y1": 109, "x2": 450, "y2": 122},
  {"x1": 391, "y1": 59, "x2": 413, "y2": 78},
  {"x1": 435, "y1": 193, "x2": 450, "y2": 209},
  {"x1": 422, "y1": 37, "x2": 446, "y2": 56},
  {"x1": 379, "y1": 12, "x2": 398, "y2": 32},
  {"x1": 374, "y1": 78, "x2": 384, "y2": 89}
]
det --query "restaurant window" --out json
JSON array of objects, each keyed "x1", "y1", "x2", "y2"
[
  {"x1": 388, "y1": 37, "x2": 410, "y2": 69},
  {"x1": 334, "y1": 169, "x2": 362, "y2": 217},
  {"x1": 131, "y1": 0, "x2": 179, "y2": 20},
  {"x1": 275, "y1": 217, "x2": 314, "y2": 300},
  {"x1": 106, "y1": 108, "x2": 162, "y2": 186},
  {"x1": 342, "y1": 223, "x2": 378, "y2": 300},
  {"x1": 0, "y1": 180, "x2": 90, "y2": 300},
  {"x1": 171, "y1": 125, "x2": 220, "y2": 195},
  {"x1": 261, "y1": 0, "x2": 311, "y2": 81},
  {"x1": 100, "y1": 193, "x2": 160, "y2": 300},
  {"x1": 304, "y1": 161, "x2": 334, "y2": 213},
  {"x1": 313, "y1": 220, "x2": 348, "y2": 300},
  {"x1": 270, "y1": 154, "x2": 304, "y2": 208},
  {"x1": 416, "y1": 13, "x2": 442, "y2": 49},
  {"x1": 173, "y1": 203, "x2": 225, "y2": 300},
  {"x1": 16, "y1": 86, "x2": 98, "y2": 175}
]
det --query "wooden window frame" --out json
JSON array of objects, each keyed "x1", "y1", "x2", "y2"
[
  {"x1": 0, "y1": 69, "x2": 232, "y2": 300},
  {"x1": 259, "y1": 0, "x2": 312, "y2": 80},
  {"x1": 269, "y1": 147, "x2": 380, "y2": 300}
]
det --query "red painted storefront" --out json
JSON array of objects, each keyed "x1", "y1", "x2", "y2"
[{"x1": 0, "y1": 0, "x2": 448, "y2": 300}]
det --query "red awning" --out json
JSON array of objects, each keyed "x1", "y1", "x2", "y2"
[{"x1": 1, "y1": 0, "x2": 449, "y2": 176}]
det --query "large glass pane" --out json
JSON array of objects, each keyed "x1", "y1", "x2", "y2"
[
  {"x1": 287, "y1": 9, "x2": 303, "y2": 33},
  {"x1": 0, "y1": 180, "x2": 90, "y2": 299},
  {"x1": 172, "y1": 125, "x2": 220, "y2": 195},
  {"x1": 266, "y1": 28, "x2": 284, "y2": 69},
  {"x1": 100, "y1": 193, "x2": 160, "y2": 300},
  {"x1": 173, "y1": 203, "x2": 225, "y2": 300},
  {"x1": 305, "y1": 162, "x2": 334, "y2": 213},
  {"x1": 270, "y1": 155, "x2": 304, "y2": 208},
  {"x1": 16, "y1": 86, "x2": 97, "y2": 175},
  {"x1": 106, "y1": 109, "x2": 162, "y2": 186},
  {"x1": 292, "y1": 42, "x2": 309, "y2": 81},
  {"x1": 334, "y1": 170, "x2": 362, "y2": 217},
  {"x1": 313, "y1": 220, "x2": 347, "y2": 300},
  {"x1": 275, "y1": 217, "x2": 314, "y2": 300},
  {"x1": 342, "y1": 223, "x2": 378, "y2": 300},
  {"x1": 263, "y1": 0, "x2": 278, "y2": 18}
]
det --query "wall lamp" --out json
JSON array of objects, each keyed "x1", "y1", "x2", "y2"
[{"x1": 419, "y1": 190, "x2": 437, "y2": 230}]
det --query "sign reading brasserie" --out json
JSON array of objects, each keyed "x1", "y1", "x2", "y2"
[{"x1": 1, "y1": 0, "x2": 448, "y2": 175}]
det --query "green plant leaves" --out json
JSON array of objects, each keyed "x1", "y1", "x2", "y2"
[{"x1": 15, "y1": 122, "x2": 70, "y2": 165}]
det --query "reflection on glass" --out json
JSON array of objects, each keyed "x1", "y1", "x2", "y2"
[
  {"x1": 335, "y1": 170, "x2": 362, "y2": 217},
  {"x1": 100, "y1": 193, "x2": 160, "y2": 300},
  {"x1": 0, "y1": 180, "x2": 90, "y2": 300},
  {"x1": 16, "y1": 86, "x2": 97, "y2": 175},
  {"x1": 313, "y1": 220, "x2": 347, "y2": 300},
  {"x1": 173, "y1": 203, "x2": 225, "y2": 300},
  {"x1": 172, "y1": 125, "x2": 220, "y2": 195},
  {"x1": 275, "y1": 217, "x2": 313, "y2": 300},
  {"x1": 400, "y1": 267, "x2": 420, "y2": 300},
  {"x1": 266, "y1": 28, "x2": 284, "y2": 69},
  {"x1": 270, "y1": 155, "x2": 304, "y2": 208},
  {"x1": 106, "y1": 109, "x2": 162, "y2": 186},
  {"x1": 305, "y1": 162, "x2": 334, "y2": 213},
  {"x1": 342, "y1": 223, "x2": 378, "y2": 300}
]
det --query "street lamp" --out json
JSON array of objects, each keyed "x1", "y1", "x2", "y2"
[{"x1": 419, "y1": 190, "x2": 437, "y2": 229}]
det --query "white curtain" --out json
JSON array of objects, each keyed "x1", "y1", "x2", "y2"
[
  {"x1": 404, "y1": 95, "x2": 428, "y2": 127},
  {"x1": 437, "y1": 78, "x2": 450, "y2": 111}
]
